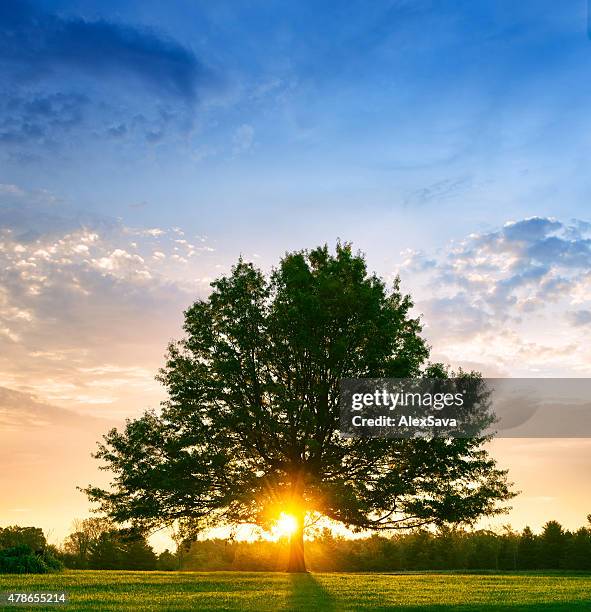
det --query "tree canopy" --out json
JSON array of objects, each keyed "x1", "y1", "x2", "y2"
[{"x1": 85, "y1": 243, "x2": 514, "y2": 571}]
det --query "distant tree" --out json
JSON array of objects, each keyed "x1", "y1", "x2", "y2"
[
  {"x1": 88, "y1": 531, "x2": 122, "y2": 570},
  {"x1": 497, "y1": 526, "x2": 518, "y2": 570},
  {"x1": 432, "y1": 526, "x2": 465, "y2": 570},
  {"x1": 156, "y1": 549, "x2": 178, "y2": 571},
  {"x1": 0, "y1": 526, "x2": 46, "y2": 552},
  {"x1": 539, "y1": 521, "x2": 566, "y2": 569},
  {"x1": 62, "y1": 518, "x2": 113, "y2": 569},
  {"x1": 62, "y1": 517, "x2": 156, "y2": 570},
  {"x1": 120, "y1": 532, "x2": 157, "y2": 570},
  {"x1": 86, "y1": 529, "x2": 156, "y2": 570},
  {"x1": 85, "y1": 244, "x2": 515, "y2": 572},
  {"x1": 305, "y1": 529, "x2": 350, "y2": 572},
  {"x1": 466, "y1": 530, "x2": 498, "y2": 570},
  {"x1": 403, "y1": 530, "x2": 436, "y2": 570},
  {"x1": 565, "y1": 527, "x2": 591, "y2": 570},
  {"x1": 183, "y1": 538, "x2": 239, "y2": 571},
  {"x1": 517, "y1": 526, "x2": 539, "y2": 569}
]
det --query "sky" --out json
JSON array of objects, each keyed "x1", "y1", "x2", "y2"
[{"x1": 1, "y1": 0, "x2": 591, "y2": 549}]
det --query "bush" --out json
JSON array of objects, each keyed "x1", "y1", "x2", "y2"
[
  {"x1": 41, "y1": 546, "x2": 64, "y2": 572},
  {"x1": 0, "y1": 545, "x2": 63, "y2": 574}
]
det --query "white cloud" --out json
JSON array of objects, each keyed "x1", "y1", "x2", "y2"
[
  {"x1": 0, "y1": 195, "x2": 222, "y2": 417},
  {"x1": 400, "y1": 216, "x2": 591, "y2": 376}
]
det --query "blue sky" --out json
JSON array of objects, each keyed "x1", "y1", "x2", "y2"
[
  {"x1": 2, "y1": 0, "x2": 591, "y2": 545},
  {"x1": 2, "y1": 0, "x2": 591, "y2": 255}
]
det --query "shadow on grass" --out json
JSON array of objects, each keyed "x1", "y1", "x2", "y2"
[{"x1": 286, "y1": 573, "x2": 336, "y2": 612}]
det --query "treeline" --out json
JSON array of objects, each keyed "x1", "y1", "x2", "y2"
[
  {"x1": 179, "y1": 519, "x2": 591, "y2": 572},
  {"x1": 0, "y1": 521, "x2": 168, "y2": 573},
  {"x1": 2, "y1": 517, "x2": 590, "y2": 572}
]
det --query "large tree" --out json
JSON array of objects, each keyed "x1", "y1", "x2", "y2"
[{"x1": 85, "y1": 243, "x2": 514, "y2": 572}]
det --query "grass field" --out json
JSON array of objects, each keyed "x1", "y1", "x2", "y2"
[{"x1": 1, "y1": 571, "x2": 590, "y2": 611}]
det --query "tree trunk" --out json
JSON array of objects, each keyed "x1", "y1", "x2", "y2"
[{"x1": 286, "y1": 511, "x2": 307, "y2": 573}]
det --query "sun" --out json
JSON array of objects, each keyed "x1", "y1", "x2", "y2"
[{"x1": 272, "y1": 512, "x2": 298, "y2": 539}]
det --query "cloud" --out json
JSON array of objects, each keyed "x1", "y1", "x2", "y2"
[
  {"x1": 0, "y1": 0, "x2": 210, "y2": 102},
  {"x1": 0, "y1": 187, "x2": 222, "y2": 417},
  {"x1": 0, "y1": 1, "x2": 221, "y2": 156},
  {"x1": 0, "y1": 187, "x2": 231, "y2": 544},
  {"x1": 0, "y1": 92, "x2": 88, "y2": 147},
  {"x1": 502, "y1": 217, "x2": 562, "y2": 242},
  {"x1": 403, "y1": 176, "x2": 473, "y2": 207},
  {"x1": 0, "y1": 183, "x2": 24, "y2": 196},
  {"x1": 0, "y1": 386, "x2": 111, "y2": 431},
  {"x1": 567, "y1": 310, "x2": 591, "y2": 327},
  {"x1": 400, "y1": 217, "x2": 591, "y2": 376},
  {"x1": 0, "y1": 191, "x2": 117, "y2": 240}
]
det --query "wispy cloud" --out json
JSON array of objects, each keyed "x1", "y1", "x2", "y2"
[
  {"x1": 0, "y1": 0, "x2": 220, "y2": 156},
  {"x1": 0, "y1": 385, "x2": 120, "y2": 542},
  {"x1": 0, "y1": 0, "x2": 211, "y2": 102}
]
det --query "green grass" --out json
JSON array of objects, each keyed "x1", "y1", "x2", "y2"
[{"x1": 1, "y1": 571, "x2": 590, "y2": 611}]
